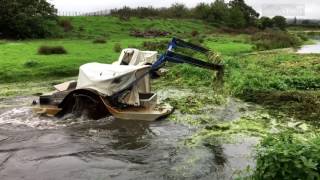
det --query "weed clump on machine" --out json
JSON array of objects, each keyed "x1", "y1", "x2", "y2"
[{"x1": 38, "y1": 46, "x2": 67, "y2": 55}]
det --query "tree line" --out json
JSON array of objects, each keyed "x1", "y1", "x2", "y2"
[
  {"x1": 110, "y1": 0, "x2": 287, "y2": 30},
  {"x1": 0, "y1": 0, "x2": 287, "y2": 39}
]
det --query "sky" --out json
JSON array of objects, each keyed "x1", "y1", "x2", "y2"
[{"x1": 49, "y1": 0, "x2": 320, "y2": 19}]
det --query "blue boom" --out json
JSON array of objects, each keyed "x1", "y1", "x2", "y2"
[
  {"x1": 151, "y1": 37, "x2": 223, "y2": 71},
  {"x1": 112, "y1": 37, "x2": 224, "y2": 99}
]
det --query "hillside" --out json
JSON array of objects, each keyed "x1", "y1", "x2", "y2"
[
  {"x1": 0, "y1": 16, "x2": 253, "y2": 83},
  {"x1": 62, "y1": 16, "x2": 209, "y2": 39}
]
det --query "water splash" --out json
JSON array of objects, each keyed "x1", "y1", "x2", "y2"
[{"x1": 0, "y1": 107, "x2": 62, "y2": 129}]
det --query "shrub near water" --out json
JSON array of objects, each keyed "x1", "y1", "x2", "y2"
[
  {"x1": 252, "y1": 133, "x2": 320, "y2": 180},
  {"x1": 251, "y1": 30, "x2": 301, "y2": 50},
  {"x1": 38, "y1": 46, "x2": 67, "y2": 55}
]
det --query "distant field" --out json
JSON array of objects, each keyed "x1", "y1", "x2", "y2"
[
  {"x1": 63, "y1": 16, "x2": 210, "y2": 39},
  {"x1": 0, "y1": 16, "x2": 253, "y2": 83}
]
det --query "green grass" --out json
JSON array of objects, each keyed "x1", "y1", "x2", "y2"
[
  {"x1": 0, "y1": 16, "x2": 254, "y2": 83},
  {"x1": 205, "y1": 34, "x2": 253, "y2": 55},
  {"x1": 159, "y1": 50, "x2": 320, "y2": 123},
  {"x1": 226, "y1": 53, "x2": 320, "y2": 93},
  {"x1": 161, "y1": 52, "x2": 320, "y2": 92},
  {"x1": 62, "y1": 16, "x2": 210, "y2": 39},
  {"x1": 0, "y1": 38, "x2": 151, "y2": 83}
]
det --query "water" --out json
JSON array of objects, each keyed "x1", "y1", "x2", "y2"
[
  {"x1": 297, "y1": 40, "x2": 320, "y2": 54},
  {"x1": 0, "y1": 96, "x2": 257, "y2": 180}
]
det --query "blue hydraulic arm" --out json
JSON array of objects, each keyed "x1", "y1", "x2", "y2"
[
  {"x1": 112, "y1": 38, "x2": 223, "y2": 101},
  {"x1": 151, "y1": 37, "x2": 223, "y2": 72}
]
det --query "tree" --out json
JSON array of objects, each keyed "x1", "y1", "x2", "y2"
[
  {"x1": 167, "y1": 3, "x2": 189, "y2": 18},
  {"x1": 272, "y1": 16, "x2": 287, "y2": 30},
  {"x1": 227, "y1": 7, "x2": 246, "y2": 28},
  {"x1": 208, "y1": 0, "x2": 229, "y2": 24},
  {"x1": 258, "y1": 17, "x2": 274, "y2": 30},
  {"x1": 0, "y1": 0, "x2": 58, "y2": 39},
  {"x1": 228, "y1": 0, "x2": 259, "y2": 26},
  {"x1": 293, "y1": 17, "x2": 297, "y2": 25},
  {"x1": 113, "y1": 6, "x2": 132, "y2": 20},
  {"x1": 193, "y1": 3, "x2": 211, "y2": 20}
]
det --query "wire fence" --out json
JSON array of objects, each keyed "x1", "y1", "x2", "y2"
[{"x1": 58, "y1": 10, "x2": 110, "y2": 16}]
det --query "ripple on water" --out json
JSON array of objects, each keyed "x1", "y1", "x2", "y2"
[{"x1": 0, "y1": 96, "x2": 258, "y2": 180}]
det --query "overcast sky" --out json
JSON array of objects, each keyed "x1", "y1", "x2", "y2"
[{"x1": 49, "y1": 0, "x2": 320, "y2": 19}]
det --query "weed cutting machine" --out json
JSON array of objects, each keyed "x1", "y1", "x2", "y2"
[{"x1": 33, "y1": 38, "x2": 224, "y2": 121}]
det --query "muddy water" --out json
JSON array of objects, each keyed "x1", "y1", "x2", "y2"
[{"x1": 0, "y1": 96, "x2": 257, "y2": 180}]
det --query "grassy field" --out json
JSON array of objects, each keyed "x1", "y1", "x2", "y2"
[
  {"x1": 0, "y1": 38, "x2": 145, "y2": 83},
  {"x1": 0, "y1": 16, "x2": 254, "y2": 83},
  {"x1": 63, "y1": 16, "x2": 210, "y2": 39}
]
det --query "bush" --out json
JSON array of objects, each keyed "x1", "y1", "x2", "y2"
[
  {"x1": 78, "y1": 26, "x2": 85, "y2": 32},
  {"x1": 93, "y1": 38, "x2": 107, "y2": 44},
  {"x1": 218, "y1": 27, "x2": 259, "y2": 34},
  {"x1": 253, "y1": 133, "x2": 320, "y2": 179},
  {"x1": 38, "y1": 46, "x2": 67, "y2": 55},
  {"x1": 188, "y1": 35, "x2": 205, "y2": 46},
  {"x1": 142, "y1": 40, "x2": 168, "y2": 51},
  {"x1": 127, "y1": 44, "x2": 140, "y2": 49},
  {"x1": 58, "y1": 19, "x2": 73, "y2": 32},
  {"x1": 130, "y1": 29, "x2": 170, "y2": 38},
  {"x1": 191, "y1": 30, "x2": 199, "y2": 37},
  {"x1": 272, "y1": 16, "x2": 287, "y2": 30},
  {"x1": 296, "y1": 32, "x2": 309, "y2": 41},
  {"x1": 251, "y1": 30, "x2": 301, "y2": 50},
  {"x1": 24, "y1": 60, "x2": 39, "y2": 68},
  {"x1": 113, "y1": 43, "x2": 122, "y2": 53}
]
